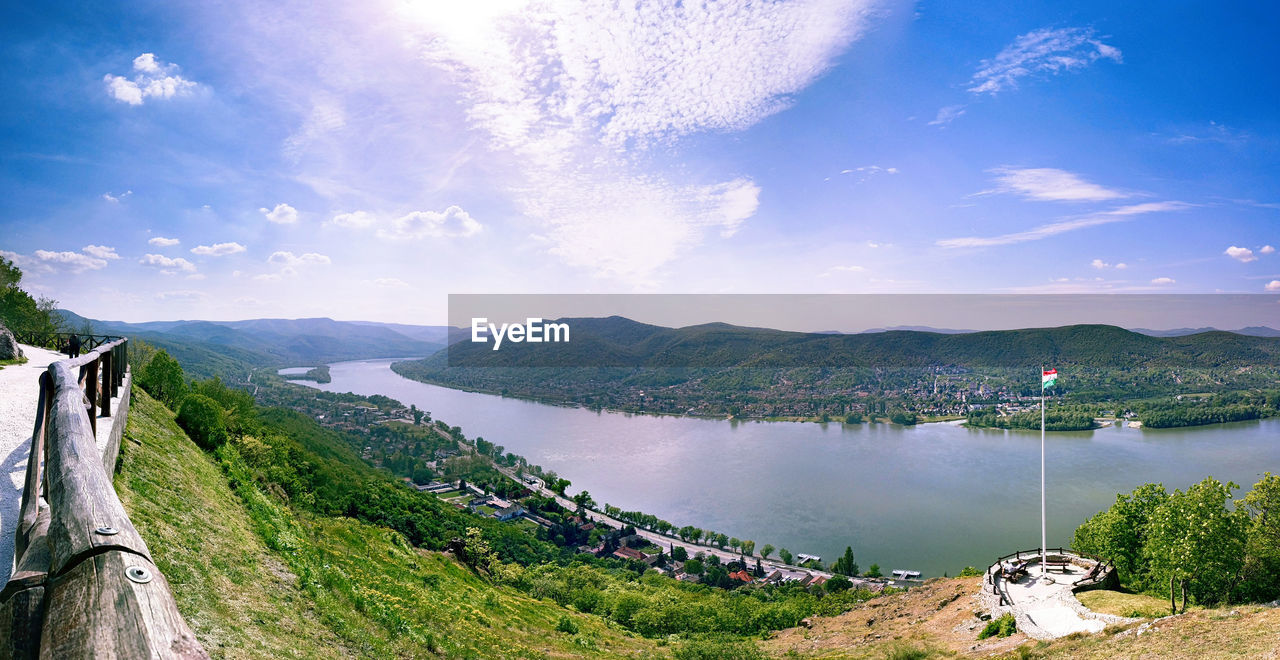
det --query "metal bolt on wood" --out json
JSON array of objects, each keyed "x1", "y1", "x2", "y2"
[{"x1": 125, "y1": 566, "x2": 153, "y2": 584}]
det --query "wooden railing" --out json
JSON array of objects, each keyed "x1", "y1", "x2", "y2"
[
  {"x1": 11, "y1": 331, "x2": 123, "y2": 356},
  {"x1": 0, "y1": 335, "x2": 208, "y2": 658}
]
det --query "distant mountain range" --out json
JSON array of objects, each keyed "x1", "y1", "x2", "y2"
[
  {"x1": 58, "y1": 310, "x2": 449, "y2": 379},
  {"x1": 425, "y1": 315, "x2": 1280, "y2": 370}
]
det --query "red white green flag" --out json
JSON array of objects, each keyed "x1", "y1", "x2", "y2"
[{"x1": 1042, "y1": 368, "x2": 1058, "y2": 389}]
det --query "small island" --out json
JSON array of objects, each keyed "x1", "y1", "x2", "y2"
[{"x1": 286, "y1": 365, "x2": 331, "y2": 384}]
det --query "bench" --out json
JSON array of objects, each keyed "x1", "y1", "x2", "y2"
[{"x1": 1042, "y1": 558, "x2": 1071, "y2": 573}]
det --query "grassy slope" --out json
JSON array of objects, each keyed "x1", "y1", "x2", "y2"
[
  {"x1": 118, "y1": 387, "x2": 660, "y2": 659},
  {"x1": 761, "y1": 578, "x2": 1280, "y2": 659}
]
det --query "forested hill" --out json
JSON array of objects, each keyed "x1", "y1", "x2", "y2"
[
  {"x1": 433, "y1": 316, "x2": 1280, "y2": 370},
  {"x1": 57, "y1": 310, "x2": 448, "y2": 379}
]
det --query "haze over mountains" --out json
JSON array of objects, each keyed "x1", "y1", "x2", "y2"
[{"x1": 57, "y1": 310, "x2": 448, "y2": 379}]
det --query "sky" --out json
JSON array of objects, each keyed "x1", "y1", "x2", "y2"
[{"x1": 2, "y1": 0, "x2": 1279, "y2": 324}]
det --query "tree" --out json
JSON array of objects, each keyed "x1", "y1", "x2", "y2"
[
  {"x1": 741, "y1": 540, "x2": 755, "y2": 557},
  {"x1": 760, "y1": 543, "x2": 774, "y2": 560},
  {"x1": 1239, "y1": 473, "x2": 1280, "y2": 602},
  {"x1": 778, "y1": 548, "x2": 793, "y2": 565},
  {"x1": 832, "y1": 546, "x2": 859, "y2": 577},
  {"x1": 1073, "y1": 482, "x2": 1169, "y2": 585},
  {"x1": 825, "y1": 575, "x2": 852, "y2": 593},
  {"x1": 864, "y1": 563, "x2": 882, "y2": 578},
  {"x1": 176, "y1": 394, "x2": 227, "y2": 451},
  {"x1": 683, "y1": 558, "x2": 704, "y2": 575},
  {"x1": 410, "y1": 404, "x2": 424, "y2": 425},
  {"x1": 139, "y1": 350, "x2": 186, "y2": 408},
  {"x1": 671, "y1": 545, "x2": 688, "y2": 562},
  {"x1": 572, "y1": 490, "x2": 595, "y2": 513},
  {"x1": 1144, "y1": 478, "x2": 1247, "y2": 612}
]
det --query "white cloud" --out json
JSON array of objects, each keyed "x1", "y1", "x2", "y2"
[
  {"x1": 1266, "y1": 280, "x2": 1280, "y2": 292},
  {"x1": 398, "y1": 0, "x2": 875, "y2": 279},
  {"x1": 835, "y1": 166, "x2": 899, "y2": 184},
  {"x1": 820, "y1": 265, "x2": 867, "y2": 278},
  {"x1": 190, "y1": 241, "x2": 247, "y2": 257},
  {"x1": 266, "y1": 251, "x2": 331, "y2": 267},
  {"x1": 148, "y1": 236, "x2": 180, "y2": 247},
  {"x1": 938, "y1": 201, "x2": 1190, "y2": 248},
  {"x1": 327, "y1": 211, "x2": 376, "y2": 229},
  {"x1": 154, "y1": 290, "x2": 206, "y2": 302},
  {"x1": 1089, "y1": 259, "x2": 1128, "y2": 271},
  {"x1": 1150, "y1": 277, "x2": 1176, "y2": 285},
  {"x1": 968, "y1": 27, "x2": 1122, "y2": 95},
  {"x1": 981, "y1": 167, "x2": 1128, "y2": 202},
  {"x1": 102, "y1": 190, "x2": 132, "y2": 203},
  {"x1": 139, "y1": 253, "x2": 197, "y2": 274},
  {"x1": 372, "y1": 277, "x2": 410, "y2": 288},
  {"x1": 260, "y1": 203, "x2": 299, "y2": 224},
  {"x1": 81, "y1": 245, "x2": 120, "y2": 260},
  {"x1": 1261, "y1": 245, "x2": 1276, "y2": 255},
  {"x1": 378, "y1": 206, "x2": 483, "y2": 240},
  {"x1": 103, "y1": 53, "x2": 198, "y2": 105},
  {"x1": 31, "y1": 250, "x2": 109, "y2": 273},
  {"x1": 1224, "y1": 245, "x2": 1256, "y2": 263},
  {"x1": 928, "y1": 104, "x2": 966, "y2": 127}
]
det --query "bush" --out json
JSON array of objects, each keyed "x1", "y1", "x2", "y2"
[
  {"x1": 826, "y1": 574, "x2": 852, "y2": 593},
  {"x1": 673, "y1": 638, "x2": 765, "y2": 660},
  {"x1": 958, "y1": 566, "x2": 982, "y2": 577},
  {"x1": 555, "y1": 615, "x2": 578, "y2": 634},
  {"x1": 139, "y1": 350, "x2": 186, "y2": 408},
  {"x1": 978, "y1": 613, "x2": 1017, "y2": 639},
  {"x1": 177, "y1": 393, "x2": 228, "y2": 451}
]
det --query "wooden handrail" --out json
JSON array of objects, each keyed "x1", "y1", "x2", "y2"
[{"x1": 1, "y1": 335, "x2": 208, "y2": 658}]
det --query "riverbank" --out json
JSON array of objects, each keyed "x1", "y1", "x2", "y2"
[{"x1": 292, "y1": 358, "x2": 1280, "y2": 579}]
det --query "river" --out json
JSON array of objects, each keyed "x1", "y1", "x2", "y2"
[{"x1": 288, "y1": 358, "x2": 1280, "y2": 577}]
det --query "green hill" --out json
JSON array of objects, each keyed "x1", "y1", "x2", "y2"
[{"x1": 118, "y1": 388, "x2": 660, "y2": 658}]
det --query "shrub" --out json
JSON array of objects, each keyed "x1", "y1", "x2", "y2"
[
  {"x1": 139, "y1": 350, "x2": 186, "y2": 408},
  {"x1": 958, "y1": 566, "x2": 982, "y2": 577},
  {"x1": 555, "y1": 615, "x2": 578, "y2": 634},
  {"x1": 826, "y1": 574, "x2": 852, "y2": 593},
  {"x1": 978, "y1": 613, "x2": 1017, "y2": 639},
  {"x1": 176, "y1": 393, "x2": 228, "y2": 451}
]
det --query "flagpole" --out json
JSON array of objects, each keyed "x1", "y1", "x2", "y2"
[{"x1": 1041, "y1": 365, "x2": 1047, "y2": 576}]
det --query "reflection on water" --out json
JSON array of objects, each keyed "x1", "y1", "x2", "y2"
[{"x1": 296, "y1": 358, "x2": 1280, "y2": 576}]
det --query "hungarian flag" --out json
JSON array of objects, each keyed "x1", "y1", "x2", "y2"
[{"x1": 1042, "y1": 368, "x2": 1058, "y2": 389}]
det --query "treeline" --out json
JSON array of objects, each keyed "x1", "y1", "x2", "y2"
[
  {"x1": 1139, "y1": 391, "x2": 1279, "y2": 428},
  {"x1": 966, "y1": 407, "x2": 1096, "y2": 431},
  {"x1": 1, "y1": 256, "x2": 63, "y2": 336},
  {"x1": 1073, "y1": 475, "x2": 1280, "y2": 612}
]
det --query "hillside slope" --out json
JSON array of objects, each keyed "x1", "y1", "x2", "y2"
[
  {"x1": 761, "y1": 577, "x2": 1280, "y2": 659},
  {"x1": 116, "y1": 388, "x2": 660, "y2": 658}
]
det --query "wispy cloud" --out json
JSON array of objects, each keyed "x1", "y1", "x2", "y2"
[
  {"x1": 267, "y1": 251, "x2": 330, "y2": 267},
  {"x1": 1090, "y1": 258, "x2": 1127, "y2": 270},
  {"x1": 396, "y1": 0, "x2": 874, "y2": 280},
  {"x1": 190, "y1": 241, "x2": 247, "y2": 256},
  {"x1": 938, "y1": 201, "x2": 1190, "y2": 248},
  {"x1": 148, "y1": 236, "x2": 180, "y2": 247},
  {"x1": 968, "y1": 27, "x2": 1121, "y2": 95},
  {"x1": 979, "y1": 167, "x2": 1129, "y2": 202},
  {"x1": 927, "y1": 104, "x2": 965, "y2": 127},
  {"x1": 104, "y1": 54, "x2": 199, "y2": 105},
  {"x1": 1150, "y1": 277, "x2": 1176, "y2": 285},
  {"x1": 327, "y1": 211, "x2": 376, "y2": 229},
  {"x1": 102, "y1": 190, "x2": 132, "y2": 203}
]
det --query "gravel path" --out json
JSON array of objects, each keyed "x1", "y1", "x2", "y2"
[{"x1": 0, "y1": 344, "x2": 65, "y2": 584}]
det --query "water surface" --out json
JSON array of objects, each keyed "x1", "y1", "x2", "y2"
[{"x1": 294, "y1": 358, "x2": 1280, "y2": 576}]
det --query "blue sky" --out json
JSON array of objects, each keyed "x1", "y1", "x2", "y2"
[{"x1": 2, "y1": 0, "x2": 1278, "y2": 323}]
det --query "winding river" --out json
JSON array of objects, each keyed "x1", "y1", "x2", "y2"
[{"x1": 289, "y1": 358, "x2": 1280, "y2": 577}]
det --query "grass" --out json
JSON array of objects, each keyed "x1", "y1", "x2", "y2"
[
  {"x1": 0, "y1": 355, "x2": 29, "y2": 369},
  {"x1": 117, "y1": 387, "x2": 350, "y2": 658},
  {"x1": 118, "y1": 386, "x2": 662, "y2": 659},
  {"x1": 1076, "y1": 589, "x2": 1187, "y2": 619}
]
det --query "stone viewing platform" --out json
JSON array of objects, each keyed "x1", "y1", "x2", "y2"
[{"x1": 982, "y1": 548, "x2": 1137, "y2": 640}]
